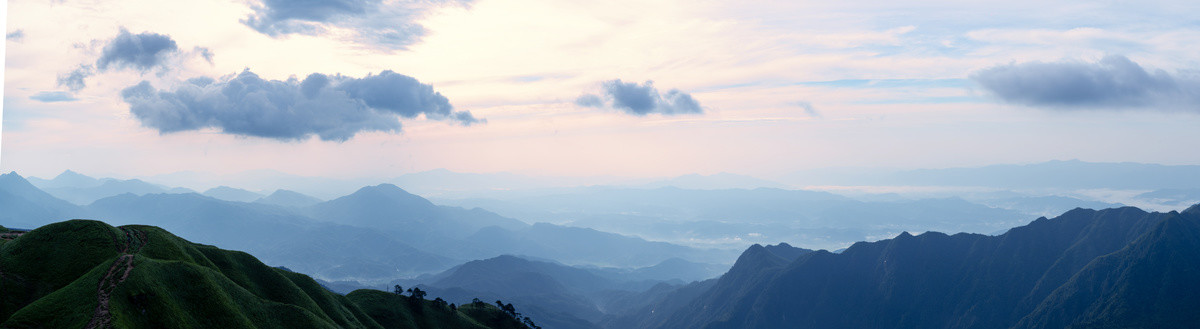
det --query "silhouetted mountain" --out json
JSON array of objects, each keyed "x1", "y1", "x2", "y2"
[
  {"x1": 0, "y1": 219, "x2": 532, "y2": 329},
  {"x1": 0, "y1": 172, "x2": 87, "y2": 228},
  {"x1": 203, "y1": 185, "x2": 266, "y2": 202},
  {"x1": 638, "y1": 205, "x2": 1200, "y2": 329},
  {"x1": 255, "y1": 189, "x2": 324, "y2": 207}
]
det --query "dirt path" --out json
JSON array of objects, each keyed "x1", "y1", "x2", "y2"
[{"x1": 84, "y1": 227, "x2": 147, "y2": 329}]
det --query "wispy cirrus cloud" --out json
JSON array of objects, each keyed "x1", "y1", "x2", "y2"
[{"x1": 120, "y1": 69, "x2": 482, "y2": 142}]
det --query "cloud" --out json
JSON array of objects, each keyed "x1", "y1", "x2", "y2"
[
  {"x1": 97, "y1": 28, "x2": 179, "y2": 71},
  {"x1": 120, "y1": 69, "x2": 482, "y2": 142},
  {"x1": 241, "y1": 0, "x2": 471, "y2": 50},
  {"x1": 57, "y1": 28, "x2": 208, "y2": 93},
  {"x1": 971, "y1": 55, "x2": 1200, "y2": 110},
  {"x1": 6, "y1": 29, "x2": 24, "y2": 41},
  {"x1": 57, "y1": 65, "x2": 94, "y2": 92},
  {"x1": 576, "y1": 80, "x2": 704, "y2": 116},
  {"x1": 793, "y1": 101, "x2": 821, "y2": 117},
  {"x1": 29, "y1": 91, "x2": 79, "y2": 103}
]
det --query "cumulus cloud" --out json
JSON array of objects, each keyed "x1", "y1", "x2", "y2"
[
  {"x1": 576, "y1": 80, "x2": 704, "y2": 116},
  {"x1": 971, "y1": 55, "x2": 1200, "y2": 110},
  {"x1": 57, "y1": 28, "x2": 200, "y2": 92},
  {"x1": 97, "y1": 28, "x2": 179, "y2": 71},
  {"x1": 29, "y1": 91, "x2": 79, "y2": 103},
  {"x1": 241, "y1": 0, "x2": 471, "y2": 50},
  {"x1": 120, "y1": 69, "x2": 482, "y2": 142}
]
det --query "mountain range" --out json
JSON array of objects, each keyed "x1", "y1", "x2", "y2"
[{"x1": 623, "y1": 205, "x2": 1200, "y2": 329}]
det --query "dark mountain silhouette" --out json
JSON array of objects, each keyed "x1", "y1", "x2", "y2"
[
  {"x1": 636, "y1": 205, "x2": 1200, "y2": 329},
  {"x1": 0, "y1": 172, "x2": 87, "y2": 228},
  {"x1": 255, "y1": 189, "x2": 324, "y2": 207},
  {"x1": 202, "y1": 186, "x2": 266, "y2": 202},
  {"x1": 0, "y1": 219, "x2": 533, "y2": 329}
]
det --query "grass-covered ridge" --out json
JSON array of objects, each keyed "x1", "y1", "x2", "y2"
[{"x1": 0, "y1": 219, "x2": 533, "y2": 329}]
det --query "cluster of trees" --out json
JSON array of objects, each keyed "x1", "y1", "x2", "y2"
[
  {"x1": 392, "y1": 288, "x2": 540, "y2": 329},
  {"x1": 392, "y1": 285, "x2": 425, "y2": 300}
]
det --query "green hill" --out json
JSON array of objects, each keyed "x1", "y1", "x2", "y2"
[{"x1": 0, "y1": 219, "x2": 533, "y2": 329}]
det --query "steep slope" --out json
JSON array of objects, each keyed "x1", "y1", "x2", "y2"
[
  {"x1": 0, "y1": 220, "x2": 532, "y2": 329},
  {"x1": 643, "y1": 206, "x2": 1196, "y2": 329},
  {"x1": 0, "y1": 172, "x2": 88, "y2": 229}
]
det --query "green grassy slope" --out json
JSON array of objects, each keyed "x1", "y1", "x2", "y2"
[{"x1": 0, "y1": 219, "x2": 533, "y2": 329}]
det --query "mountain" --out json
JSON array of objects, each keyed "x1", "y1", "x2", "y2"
[
  {"x1": 40, "y1": 178, "x2": 168, "y2": 205},
  {"x1": 0, "y1": 172, "x2": 88, "y2": 229},
  {"x1": 255, "y1": 189, "x2": 324, "y2": 207},
  {"x1": 26, "y1": 170, "x2": 101, "y2": 189},
  {"x1": 637, "y1": 205, "x2": 1200, "y2": 329},
  {"x1": 406, "y1": 255, "x2": 636, "y2": 329},
  {"x1": 310, "y1": 184, "x2": 528, "y2": 239},
  {"x1": 202, "y1": 186, "x2": 266, "y2": 202},
  {"x1": 86, "y1": 192, "x2": 453, "y2": 281},
  {"x1": 586, "y1": 258, "x2": 727, "y2": 283},
  {"x1": 0, "y1": 219, "x2": 533, "y2": 329}
]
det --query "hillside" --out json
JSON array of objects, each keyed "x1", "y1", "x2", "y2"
[
  {"x1": 638, "y1": 206, "x2": 1200, "y2": 329},
  {"x1": 0, "y1": 220, "x2": 534, "y2": 329}
]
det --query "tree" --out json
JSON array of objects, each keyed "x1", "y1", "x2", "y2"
[
  {"x1": 409, "y1": 287, "x2": 427, "y2": 300},
  {"x1": 393, "y1": 285, "x2": 403, "y2": 295}
]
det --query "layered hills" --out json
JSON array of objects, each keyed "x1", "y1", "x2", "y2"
[{"x1": 0, "y1": 220, "x2": 534, "y2": 329}]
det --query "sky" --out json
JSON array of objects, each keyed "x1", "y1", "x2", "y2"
[{"x1": 3, "y1": 0, "x2": 1200, "y2": 181}]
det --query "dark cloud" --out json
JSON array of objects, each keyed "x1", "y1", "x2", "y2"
[
  {"x1": 971, "y1": 55, "x2": 1200, "y2": 110},
  {"x1": 241, "y1": 0, "x2": 470, "y2": 50},
  {"x1": 97, "y1": 28, "x2": 179, "y2": 71},
  {"x1": 120, "y1": 69, "x2": 481, "y2": 142},
  {"x1": 576, "y1": 79, "x2": 704, "y2": 116},
  {"x1": 6, "y1": 30, "x2": 24, "y2": 41},
  {"x1": 29, "y1": 91, "x2": 79, "y2": 103}
]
